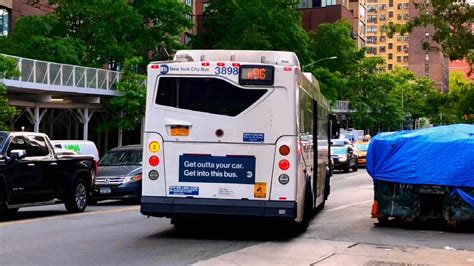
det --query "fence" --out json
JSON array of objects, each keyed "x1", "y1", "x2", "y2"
[{"x1": 2, "y1": 54, "x2": 120, "y2": 90}]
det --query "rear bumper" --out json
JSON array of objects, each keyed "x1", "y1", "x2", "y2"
[
  {"x1": 141, "y1": 196, "x2": 297, "y2": 220},
  {"x1": 92, "y1": 181, "x2": 141, "y2": 200}
]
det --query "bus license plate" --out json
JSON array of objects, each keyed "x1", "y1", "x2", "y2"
[
  {"x1": 100, "y1": 187, "x2": 111, "y2": 194},
  {"x1": 171, "y1": 126, "x2": 189, "y2": 136}
]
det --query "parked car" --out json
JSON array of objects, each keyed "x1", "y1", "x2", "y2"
[
  {"x1": 331, "y1": 145, "x2": 358, "y2": 173},
  {"x1": 0, "y1": 132, "x2": 96, "y2": 218},
  {"x1": 51, "y1": 140, "x2": 99, "y2": 162},
  {"x1": 354, "y1": 141, "x2": 370, "y2": 167},
  {"x1": 331, "y1": 139, "x2": 351, "y2": 146},
  {"x1": 92, "y1": 145, "x2": 142, "y2": 202}
]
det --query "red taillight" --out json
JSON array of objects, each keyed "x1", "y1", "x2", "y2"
[
  {"x1": 284, "y1": 66, "x2": 292, "y2": 71},
  {"x1": 149, "y1": 156, "x2": 160, "y2": 167},
  {"x1": 279, "y1": 197, "x2": 287, "y2": 200},
  {"x1": 150, "y1": 65, "x2": 159, "y2": 69},
  {"x1": 202, "y1": 62, "x2": 210, "y2": 67},
  {"x1": 232, "y1": 63, "x2": 240, "y2": 67},
  {"x1": 279, "y1": 159, "x2": 290, "y2": 170},
  {"x1": 217, "y1": 62, "x2": 225, "y2": 66},
  {"x1": 279, "y1": 145, "x2": 290, "y2": 156}
]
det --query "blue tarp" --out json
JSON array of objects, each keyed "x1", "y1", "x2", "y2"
[{"x1": 366, "y1": 124, "x2": 474, "y2": 188}]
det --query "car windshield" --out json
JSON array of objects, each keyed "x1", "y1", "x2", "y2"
[
  {"x1": 331, "y1": 147, "x2": 347, "y2": 155},
  {"x1": 99, "y1": 149, "x2": 142, "y2": 166},
  {"x1": 354, "y1": 143, "x2": 369, "y2": 151}
]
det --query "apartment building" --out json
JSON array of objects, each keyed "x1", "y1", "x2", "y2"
[
  {"x1": 299, "y1": 0, "x2": 360, "y2": 46},
  {"x1": 365, "y1": 0, "x2": 410, "y2": 70},
  {"x1": 349, "y1": 0, "x2": 367, "y2": 48}
]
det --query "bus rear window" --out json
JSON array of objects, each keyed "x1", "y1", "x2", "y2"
[{"x1": 155, "y1": 77, "x2": 267, "y2": 116}]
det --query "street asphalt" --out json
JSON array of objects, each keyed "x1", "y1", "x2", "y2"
[{"x1": 0, "y1": 169, "x2": 472, "y2": 265}]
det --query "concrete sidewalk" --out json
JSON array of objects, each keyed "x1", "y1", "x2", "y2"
[{"x1": 194, "y1": 239, "x2": 474, "y2": 265}]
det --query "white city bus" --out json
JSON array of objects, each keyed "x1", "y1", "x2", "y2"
[{"x1": 141, "y1": 50, "x2": 331, "y2": 226}]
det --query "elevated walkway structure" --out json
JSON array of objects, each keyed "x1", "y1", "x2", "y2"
[{"x1": 2, "y1": 54, "x2": 127, "y2": 150}]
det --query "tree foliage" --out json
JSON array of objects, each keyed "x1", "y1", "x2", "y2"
[
  {"x1": 0, "y1": 15, "x2": 85, "y2": 64},
  {"x1": 1, "y1": 0, "x2": 192, "y2": 68},
  {"x1": 102, "y1": 57, "x2": 146, "y2": 131},
  {"x1": 195, "y1": 0, "x2": 312, "y2": 63},
  {"x1": 390, "y1": 0, "x2": 474, "y2": 65},
  {"x1": 0, "y1": 56, "x2": 19, "y2": 130}
]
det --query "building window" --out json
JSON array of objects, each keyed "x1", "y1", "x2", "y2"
[
  {"x1": 368, "y1": 15, "x2": 377, "y2": 23},
  {"x1": 397, "y1": 14, "x2": 402, "y2": 20},
  {"x1": 425, "y1": 63, "x2": 429, "y2": 73},
  {"x1": 397, "y1": 34, "x2": 409, "y2": 41},
  {"x1": 397, "y1": 3, "x2": 403, "y2": 9},
  {"x1": 367, "y1": 47, "x2": 378, "y2": 55},
  {"x1": 403, "y1": 13, "x2": 409, "y2": 20},
  {"x1": 389, "y1": 0, "x2": 394, "y2": 7},
  {"x1": 388, "y1": 64, "x2": 393, "y2": 70},
  {"x1": 397, "y1": 45, "x2": 402, "y2": 52},
  {"x1": 403, "y1": 45, "x2": 409, "y2": 52},
  {"x1": 367, "y1": 26, "x2": 377, "y2": 33},
  {"x1": 397, "y1": 56, "x2": 402, "y2": 62},
  {"x1": 403, "y1": 56, "x2": 409, "y2": 62},
  {"x1": 403, "y1": 3, "x2": 410, "y2": 9},
  {"x1": 379, "y1": 46, "x2": 386, "y2": 53},
  {"x1": 388, "y1": 53, "x2": 393, "y2": 59},
  {"x1": 359, "y1": 21, "x2": 366, "y2": 35},
  {"x1": 367, "y1": 36, "x2": 377, "y2": 44},
  {"x1": 389, "y1": 11, "x2": 394, "y2": 18},
  {"x1": 185, "y1": 0, "x2": 193, "y2": 7},
  {"x1": 388, "y1": 43, "x2": 393, "y2": 49},
  {"x1": 379, "y1": 4, "x2": 386, "y2": 10},
  {"x1": 379, "y1": 36, "x2": 386, "y2": 42},
  {"x1": 0, "y1": 9, "x2": 9, "y2": 37},
  {"x1": 311, "y1": 0, "x2": 337, "y2": 7},
  {"x1": 367, "y1": 5, "x2": 377, "y2": 12},
  {"x1": 379, "y1": 14, "x2": 386, "y2": 21},
  {"x1": 184, "y1": 33, "x2": 192, "y2": 46}
]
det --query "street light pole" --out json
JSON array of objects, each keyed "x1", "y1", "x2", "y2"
[{"x1": 302, "y1": 56, "x2": 337, "y2": 71}]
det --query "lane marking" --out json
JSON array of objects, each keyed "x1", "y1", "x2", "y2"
[
  {"x1": 0, "y1": 206, "x2": 139, "y2": 227},
  {"x1": 325, "y1": 199, "x2": 373, "y2": 212}
]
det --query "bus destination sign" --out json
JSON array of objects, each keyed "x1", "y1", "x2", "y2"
[{"x1": 239, "y1": 65, "x2": 274, "y2": 86}]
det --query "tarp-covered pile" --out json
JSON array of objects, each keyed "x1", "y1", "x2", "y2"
[{"x1": 367, "y1": 124, "x2": 474, "y2": 209}]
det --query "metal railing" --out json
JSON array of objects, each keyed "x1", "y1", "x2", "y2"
[{"x1": 2, "y1": 54, "x2": 121, "y2": 90}]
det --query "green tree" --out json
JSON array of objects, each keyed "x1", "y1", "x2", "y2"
[
  {"x1": 1, "y1": 0, "x2": 192, "y2": 68},
  {"x1": 102, "y1": 57, "x2": 146, "y2": 131},
  {"x1": 436, "y1": 71, "x2": 474, "y2": 124},
  {"x1": 0, "y1": 15, "x2": 85, "y2": 64},
  {"x1": 307, "y1": 19, "x2": 365, "y2": 75},
  {"x1": 390, "y1": 68, "x2": 442, "y2": 128},
  {"x1": 0, "y1": 56, "x2": 19, "y2": 130},
  {"x1": 195, "y1": 0, "x2": 311, "y2": 63}
]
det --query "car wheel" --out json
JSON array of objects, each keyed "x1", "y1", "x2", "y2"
[
  {"x1": 344, "y1": 162, "x2": 350, "y2": 173},
  {"x1": 0, "y1": 189, "x2": 7, "y2": 220},
  {"x1": 65, "y1": 178, "x2": 88, "y2": 213}
]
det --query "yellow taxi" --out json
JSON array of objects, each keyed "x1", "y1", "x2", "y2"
[{"x1": 353, "y1": 139, "x2": 370, "y2": 167}]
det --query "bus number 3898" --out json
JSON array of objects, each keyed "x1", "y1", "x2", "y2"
[{"x1": 214, "y1": 67, "x2": 239, "y2": 75}]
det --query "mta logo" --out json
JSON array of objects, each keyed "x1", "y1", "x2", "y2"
[{"x1": 160, "y1": 64, "x2": 169, "y2": 74}]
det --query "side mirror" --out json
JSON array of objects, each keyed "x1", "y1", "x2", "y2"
[{"x1": 10, "y1": 149, "x2": 27, "y2": 160}]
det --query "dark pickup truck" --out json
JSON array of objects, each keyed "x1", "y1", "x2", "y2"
[{"x1": 0, "y1": 132, "x2": 97, "y2": 219}]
